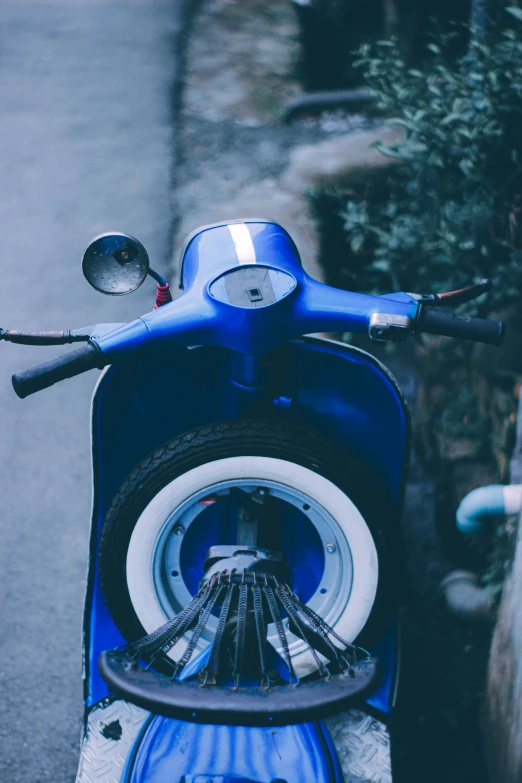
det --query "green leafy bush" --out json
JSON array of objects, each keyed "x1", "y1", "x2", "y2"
[{"x1": 342, "y1": 5, "x2": 522, "y2": 314}]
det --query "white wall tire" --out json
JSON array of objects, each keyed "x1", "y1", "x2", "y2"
[{"x1": 126, "y1": 456, "x2": 378, "y2": 677}]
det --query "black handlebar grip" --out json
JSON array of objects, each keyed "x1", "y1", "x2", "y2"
[
  {"x1": 417, "y1": 309, "x2": 505, "y2": 346},
  {"x1": 12, "y1": 342, "x2": 106, "y2": 399}
]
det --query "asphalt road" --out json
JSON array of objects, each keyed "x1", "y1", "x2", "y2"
[{"x1": 0, "y1": 3, "x2": 185, "y2": 780}]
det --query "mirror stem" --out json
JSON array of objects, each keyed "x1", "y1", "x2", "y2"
[
  {"x1": 148, "y1": 267, "x2": 167, "y2": 287},
  {"x1": 147, "y1": 267, "x2": 172, "y2": 308}
]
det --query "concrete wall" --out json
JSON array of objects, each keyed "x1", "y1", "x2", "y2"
[{"x1": 484, "y1": 395, "x2": 522, "y2": 782}]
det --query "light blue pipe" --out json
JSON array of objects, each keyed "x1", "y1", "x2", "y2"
[{"x1": 456, "y1": 484, "x2": 522, "y2": 535}]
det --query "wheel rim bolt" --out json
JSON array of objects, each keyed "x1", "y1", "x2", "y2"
[
  {"x1": 325, "y1": 542, "x2": 336, "y2": 554},
  {"x1": 174, "y1": 525, "x2": 185, "y2": 536}
]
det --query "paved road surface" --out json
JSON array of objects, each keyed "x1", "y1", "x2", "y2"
[{"x1": 0, "y1": 3, "x2": 184, "y2": 780}]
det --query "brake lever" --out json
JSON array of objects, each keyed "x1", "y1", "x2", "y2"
[
  {"x1": 0, "y1": 323, "x2": 125, "y2": 346},
  {"x1": 410, "y1": 279, "x2": 492, "y2": 308}
]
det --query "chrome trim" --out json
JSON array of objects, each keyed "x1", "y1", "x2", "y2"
[{"x1": 368, "y1": 312, "x2": 412, "y2": 343}]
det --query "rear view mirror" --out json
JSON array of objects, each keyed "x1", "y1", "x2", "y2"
[{"x1": 82, "y1": 233, "x2": 150, "y2": 295}]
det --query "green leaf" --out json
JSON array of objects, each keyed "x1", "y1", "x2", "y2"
[
  {"x1": 350, "y1": 233, "x2": 366, "y2": 254},
  {"x1": 383, "y1": 117, "x2": 415, "y2": 130},
  {"x1": 506, "y1": 7, "x2": 522, "y2": 22},
  {"x1": 483, "y1": 121, "x2": 501, "y2": 136},
  {"x1": 440, "y1": 113, "x2": 462, "y2": 126},
  {"x1": 428, "y1": 152, "x2": 444, "y2": 167},
  {"x1": 372, "y1": 260, "x2": 391, "y2": 272},
  {"x1": 370, "y1": 141, "x2": 405, "y2": 160},
  {"x1": 403, "y1": 141, "x2": 429, "y2": 154},
  {"x1": 427, "y1": 43, "x2": 441, "y2": 54},
  {"x1": 458, "y1": 159, "x2": 474, "y2": 176},
  {"x1": 367, "y1": 225, "x2": 391, "y2": 240},
  {"x1": 488, "y1": 71, "x2": 499, "y2": 89}
]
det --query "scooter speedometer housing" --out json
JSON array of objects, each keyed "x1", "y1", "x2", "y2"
[
  {"x1": 208, "y1": 265, "x2": 296, "y2": 309},
  {"x1": 179, "y1": 219, "x2": 303, "y2": 291}
]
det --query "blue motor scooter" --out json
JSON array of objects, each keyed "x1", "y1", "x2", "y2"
[{"x1": 2, "y1": 220, "x2": 504, "y2": 783}]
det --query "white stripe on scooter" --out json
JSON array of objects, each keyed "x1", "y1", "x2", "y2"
[{"x1": 228, "y1": 223, "x2": 256, "y2": 265}]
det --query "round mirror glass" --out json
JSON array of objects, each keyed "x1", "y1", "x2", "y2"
[{"x1": 82, "y1": 233, "x2": 149, "y2": 295}]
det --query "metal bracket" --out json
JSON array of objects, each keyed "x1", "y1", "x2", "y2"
[{"x1": 368, "y1": 312, "x2": 412, "y2": 343}]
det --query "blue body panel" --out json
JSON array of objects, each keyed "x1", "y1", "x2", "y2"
[
  {"x1": 93, "y1": 220, "x2": 419, "y2": 362},
  {"x1": 124, "y1": 717, "x2": 342, "y2": 783}
]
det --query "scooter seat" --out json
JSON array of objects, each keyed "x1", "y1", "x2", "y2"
[{"x1": 99, "y1": 649, "x2": 379, "y2": 726}]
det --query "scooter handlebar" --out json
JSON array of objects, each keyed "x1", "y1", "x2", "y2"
[
  {"x1": 12, "y1": 342, "x2": 106, "y2": 399},
  {"x1": 416, "y1": 308, "x2": 505, "y2": 346},
  {"x1": 8, "y1": 287, "x2": 506, "y2": 399}
]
